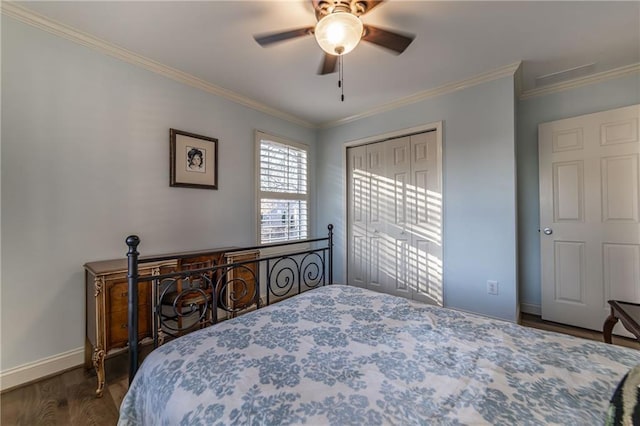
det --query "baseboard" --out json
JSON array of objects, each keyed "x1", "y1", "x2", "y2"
[
  {"x1": 0, "y1": 347, "x2": 84, "y2": 392},
  {"x1": 520, "y1": 303, "x2": 541, "y2": 316}
]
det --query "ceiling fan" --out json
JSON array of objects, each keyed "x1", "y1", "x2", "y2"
[{"x1": 253, "y1": 0, "x2": 415, "y2": 75}]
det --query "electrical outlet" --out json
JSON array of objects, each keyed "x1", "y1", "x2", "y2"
[{"x1": 487, "y1": 280, "x2": 499, "y2": 295}]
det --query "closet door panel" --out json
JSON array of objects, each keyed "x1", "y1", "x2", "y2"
[
  {"x1": 347, "y1": 145, "x2": 368, "y2": 289},
  {"x1": 367, "y1": 142, "x2": 388, "y2": 292},
  {"x1": 410, "y1": 132, "x2": 443, "y2": 305},
  {"x1": 385, "y1": 137, "x2": 412, "y2": 296}
]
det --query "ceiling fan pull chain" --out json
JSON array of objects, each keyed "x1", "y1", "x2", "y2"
[{"x1": 339, "y1": 55, "x2": 345, "y2": 102}]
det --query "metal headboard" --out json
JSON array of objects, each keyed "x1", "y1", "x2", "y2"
[{"x1": 125, "y1": 224, "x2": 333, "y2": 383}]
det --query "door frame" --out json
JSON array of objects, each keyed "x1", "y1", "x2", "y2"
[{"x1": 343, "y1": 121, "x2": 444, "y2": 299}]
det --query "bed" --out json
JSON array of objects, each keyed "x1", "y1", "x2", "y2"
[{"x1": 119, "y1": 226, "x2": 640, "y2": 425}]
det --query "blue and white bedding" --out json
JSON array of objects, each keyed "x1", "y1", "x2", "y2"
[{"x1": 118, "y1": 285, "x2": 640, "y2": 425}]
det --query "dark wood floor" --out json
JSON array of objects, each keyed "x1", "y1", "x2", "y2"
[
  {"x1": 520, "y1": 313, "x2": 639, "y2": 350},
  {"x1": 1, "y1": 315, "x2": 638, "y2": 425},
  {"x1": 1, "y1": 353, "x2": 128, "y2": 426}
]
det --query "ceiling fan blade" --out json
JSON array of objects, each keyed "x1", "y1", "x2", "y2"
[
  {"x1": 362, "y1": 25, "x2": 415, "y2": 54},
  {"x1": 318, "y1": 53, "x2": 338, "y2": 75},
  {"x1": 254, "y1": 27, "x2": 315, "y2": 47}
]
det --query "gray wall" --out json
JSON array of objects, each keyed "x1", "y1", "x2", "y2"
[
  {"x1": 517, "y1": 73, "x2": 640, "y2": 311},
  {"x1": 316, "y1": 76, "x2": 518, "y2": 322},
  {"x1": 1, "y1": 17, "x2": 316, "y2": 371}
]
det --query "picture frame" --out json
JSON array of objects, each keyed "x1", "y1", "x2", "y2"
[{"x1": 170, "y1": 128, "x2": 218, "y2": 190}]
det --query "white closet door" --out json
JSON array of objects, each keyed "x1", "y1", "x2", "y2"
[{"x1": 347, "y1": 129, "x2": 443, "y2": 304}]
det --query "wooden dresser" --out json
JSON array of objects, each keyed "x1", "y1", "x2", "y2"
[{"x1": 84, "y1": 248, "x2": 258, "y2": 397}]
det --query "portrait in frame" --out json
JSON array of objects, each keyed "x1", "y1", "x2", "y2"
[{"x1": 170, "y1": 128, "x2": 218, "y2": 189}]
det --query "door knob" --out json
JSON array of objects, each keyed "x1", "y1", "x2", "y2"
[{"x1": 543, "y1": 228, "x2": 553, "y2": 235}]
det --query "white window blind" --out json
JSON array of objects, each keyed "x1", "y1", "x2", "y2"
[{"x1": 258, "y1": 134, "x2": 309, "y2": 244}]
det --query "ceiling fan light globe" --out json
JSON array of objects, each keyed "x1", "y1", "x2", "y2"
[{"x1": 314, "y1": 12, "x2": 363, "y2": 56}]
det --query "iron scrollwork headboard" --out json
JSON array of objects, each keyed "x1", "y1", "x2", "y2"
[{"x1": 125, "y1": 224, "x2": 334, "y2": 383}]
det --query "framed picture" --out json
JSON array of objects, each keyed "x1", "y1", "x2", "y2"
[{"x1": 170, "y1": 128, "x2": 218, "y2": 190}]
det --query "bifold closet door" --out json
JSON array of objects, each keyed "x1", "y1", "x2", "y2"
[{"x1": 347, "y1": 130, "x2": 443, "y2": 305}]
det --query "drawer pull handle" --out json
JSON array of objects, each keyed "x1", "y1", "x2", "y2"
[
  {"x1": 121, "y1": 292, "x2": 128, "y2": 297},
  {"x1": 121, "y1": 323, "x2": 127, "y2": 329}
]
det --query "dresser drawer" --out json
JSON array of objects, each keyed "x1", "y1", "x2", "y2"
[
  {"x1": 108, "y1": 281, "x2": 150, "y2": 312},
  {"x1": 107, "y1": 306, "x2": 151, "y2": 349}
]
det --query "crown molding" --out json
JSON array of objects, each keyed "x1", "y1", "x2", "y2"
[
  {"x1": 1, "y1": 1, "x2": 316, "y2": 129},
  {"x1": 520, "y1": 63, "x2": 640, "y2": 100},
  {"x1": 319, "y1": 62, "x2": 522, "y2": 129}
]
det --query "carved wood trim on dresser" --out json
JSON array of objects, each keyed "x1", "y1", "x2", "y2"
[{"x1": 84, "y1": 258, "x2": 177, "y2": 398}]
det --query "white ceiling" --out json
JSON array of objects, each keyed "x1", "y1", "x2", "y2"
[{"x1": 14, "y1": 1, "x2": 640, "y2": 126}]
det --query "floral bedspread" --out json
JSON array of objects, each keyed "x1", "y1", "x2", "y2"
[{"x1": 118, "y1": 285, "x2": 640, "y2": 425}]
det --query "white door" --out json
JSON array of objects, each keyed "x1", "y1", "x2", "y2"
[
  {"x1": 539, "y1": 104, "x2": 640, "y2": 332},
  {"x1": 347, "y1": 130, "x2": 443, "y2": 305}
]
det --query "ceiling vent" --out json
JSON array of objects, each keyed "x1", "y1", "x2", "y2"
[{"x1": 535, "y1": 63, "x2": 596, "y2": 87}]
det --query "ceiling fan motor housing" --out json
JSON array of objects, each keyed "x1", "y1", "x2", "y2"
[{"x1": 314, "y1": 0, "x2": 371, "y2": 20}]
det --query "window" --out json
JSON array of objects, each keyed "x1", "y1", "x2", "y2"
[{"x1": 256, "y1": 131, "x2": 309, "y2": 244}]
